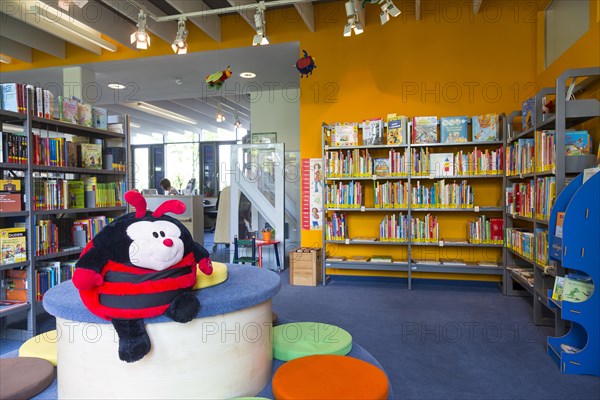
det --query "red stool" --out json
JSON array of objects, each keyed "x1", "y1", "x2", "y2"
[{"x1": 272, "y1": 354, "x2": 389, "y2": 400}]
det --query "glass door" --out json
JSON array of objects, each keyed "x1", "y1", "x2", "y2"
[{"x1": 131, "y1": 145, "x2": 164, "y2": 193}]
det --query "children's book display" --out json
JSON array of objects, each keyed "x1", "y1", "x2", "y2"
[{"x1": 440, "y1": 116, "x2": 468, "y2": 143}]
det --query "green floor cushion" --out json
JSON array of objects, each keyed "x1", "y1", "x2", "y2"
[
  {"x1": 273, "y1": 322, "x2": 352, "y2": 361},
  {"x1": 0, "y1": 357, "x2": 55, "y2": 400}
]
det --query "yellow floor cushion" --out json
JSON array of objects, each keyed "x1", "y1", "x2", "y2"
[
  {"x1": 194, "y1": 261, "x2": 228, "y2": 290},
  {"x1": 19, "y1": 330, "x2": 58, "y2": 366}
]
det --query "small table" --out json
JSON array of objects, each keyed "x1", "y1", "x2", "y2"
[{"x1": 255, "y1": 239, "x2": 281, "y2": 271}]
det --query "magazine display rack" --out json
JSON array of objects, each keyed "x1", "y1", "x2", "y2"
[{"x1": 547, "y1": 171, "x2": 599, "y2": 376}]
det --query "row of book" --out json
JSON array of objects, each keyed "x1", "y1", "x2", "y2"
[
  {"x1": 411, "y1": 180, "x2": 474, "y2": 208},
  {"x1": 325, "y1": 181, "x2": 363, "y2": 208},
  {"x1": 505, "y1": 228, "x2": 535, "y2": 262},
  {"x1": 325, "y1": 146, "x2": 504, "y2": 178},
  {"x1": 35, "y1": 260, "x2": 77, "y2": 301},
  {"x1": 32, "y1": 178, "x2": 125, "y2": 211},
  {"x1": 1, "y1": 131, "x2": 27, "y2": 164},
  {"x1": 374, "y1": 181, "x2": 408, "y2": 209},
  {"x1": 1, "y1": 83, "x2": 110, "y2": 130},
  {"x1": 328, "y1": 114, "x2": 499, "y2": 147},
  {"x1": 506, "y1": 130, "x2": 591, "y2": 176},
  {"x1": 535, "y1": 229, "x2": 548, "y2": 267},
  {"x1": 379, "y1": 213, "x2": 409, "y2": 242},
  {"x1": 325, "y1": 212, "x2": 348, "y2": 241},
  {"x1": 505, "y1": 177, "x2": 555, "y2": 221},
  {"x1": 468, "y1": 216, "x2": 504, "y2": 244}
]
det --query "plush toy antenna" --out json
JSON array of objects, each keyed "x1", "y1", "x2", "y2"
[
  {"x1": 152, "y1": 200, "x2": 186, "y2": 218},
  {"x1": 124, "y1": 190, "x2": 148, "y2": 218}
]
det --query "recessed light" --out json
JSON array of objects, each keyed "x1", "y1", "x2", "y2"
[
  {"x1": 240, "y1": 72, "x2": 256, "y2": 79},
  {"x1": 108, "y1": 83, "x2": 126, "y2": 90}
]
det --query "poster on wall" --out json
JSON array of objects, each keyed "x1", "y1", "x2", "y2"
[{"x1": 302, "y1": 158, "x2": 323, "y2": 230}]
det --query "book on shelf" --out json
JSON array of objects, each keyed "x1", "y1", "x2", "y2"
[
  {"x1": 565, "y1": 130, "x2": 591, "y2": 155},
  {"x1": 92, "y1": 107, "x2": 108, "y2": 129},
  {"x1": 0, "y1": 178, "x2": 22, "y2": 212},
  {"x1": 352, "y1": 237, "x2": 378, "y2": 242},
  {"x1": 67, "y1": 142, "x2": 79, "y2": 167},
  {"x1": 550, "y1": 212, "x2": 565, "y2": 260},
  {"x1": 472, "y1": 114, "x2": 499, "y2": 142},
  {"x1": 477, "y1": 261, "x2": 500, "y2": 267},
  {"x1": 412, "y1": 116, "x2": 438, "y2": 144},
  {"x1": 362, "y1": 118, "x2": 383, "y2": 146},
  {"x1": 77, "y1": 103, "x2": 93, "y2": 127},
  {"x1": 374, "y1": 158, "x2": 391, "y2": 177},
  {"x1": 440, "y1": 116, "x2": 468, "y2": 143},
  {"x1": 561, "y1": 274, "x2": 593, "y2": 303},
  {"x1": 67, "y1": 180, "x2": 85, "y2": 209},
  {"x1": 0, "y1": 227, "x2": 27, "y2": 264},
  {"x1": 370, "y1": 255, "x2": 393, "y2": 263},
  {"x1": 386, "y1": 114, "x2": 407, "y2": 145},
  {"x1": 325, "y1": 256, "x2": 346, "y2": 262},
  {"x1": 1, "y1": 83, "x2": 19, "y2": 113},
  {"x1": 429, "y1": 153, "x2": 454, "y2": 176},
  {"x1": 522, "y1": 97, "x2": 535, "y2": 131},
  {"x1": 79, "y1": 143, "x2": 102, "y2": 169},
  {"x1": 1, "y1": 131, "x2": 28, "y2": 164},
  {"x1": 551, "y1": 276, "x2": 565, "y2": 301},
  {"x1": 331, "y1": 122, "x2": 359, "y2": 147},
  {"x1": 62, "y1": 98, "x2": 79, "y2": 124},
  {"x1": 412, "y1": 259, "x2": 441, "y2": 265},
  {"x1": 439, "y1": 258, "x2": 467, "y2": 266},
  {"x1": 351, "y1": 255, "x2": 371, "y2": 262}
]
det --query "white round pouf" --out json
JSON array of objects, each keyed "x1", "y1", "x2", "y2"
[
  {"x1": 43, "y1": 265, "x2": 282, "y2": 400},
  {"x1": 57, "y1": 301, "x2": 272, "y2": 399}
]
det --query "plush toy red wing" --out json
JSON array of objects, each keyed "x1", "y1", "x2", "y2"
[{"x1": 72, "y1": 191, "x2": 213, "y2": 363}]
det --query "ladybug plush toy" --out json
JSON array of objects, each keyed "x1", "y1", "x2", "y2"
[
  {"x1": 295, "y1": 50, "x2": 316, "y2": 78},
  {"x1": 72, "y1": 190, "x2": 213, "y2": 363}
]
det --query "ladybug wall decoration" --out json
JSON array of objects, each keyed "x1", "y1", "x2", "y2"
[
  {"x1": 72, "y1": 190, "x2": 213, "y2": 363},
  {"x1": 205, "y1": 66, "x2": 232, "y2": 89},
  {"x1": 296, "y1": 50, "x2": 316, "y2": 78}
]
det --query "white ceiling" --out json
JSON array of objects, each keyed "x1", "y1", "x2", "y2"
[{"x1": 1, "y1": 42, "x2": 301, "y2": 135}]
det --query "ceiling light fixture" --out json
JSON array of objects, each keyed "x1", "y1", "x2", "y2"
[
  {"x1": 343, "y1": 0, "x2": 363, "y2": 37},
  {"x1": 108, "y1": 83, "x2": 126, "y2": 90},
  {"x1": 32, "y1": 3, "x2": 117, "y2": 52},
  {"x1": 216, "y1": 102, "x2": 226, "y2": 123},
  {"x1": 134, "y1": 101, "x2": 197, "y2": 125},
  {"x1": 252, "y1": 2, "x2": 270, "y2": 46},
  {"x1": 130, "y1": 122, "x2": 141, "y2": 128},
  {"x1": 379, "y1": 0, "x2": 401, "y2": 25},
  {"x1": 131, "y1": 9, "x2": 150, "y2": 50},
  {"x1": 0, "y1": 55, "x2": 12, "y2": 64},
  {"x1": 240, "y1": 72, "x2": 257, "y2": 79},
  {"x1": 171, "y1": 17, "x2": 188, "y2": 55}
]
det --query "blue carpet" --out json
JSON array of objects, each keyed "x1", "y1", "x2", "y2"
[{"x1": 272, "y1": 271, "x2": 600, "y2": 400}]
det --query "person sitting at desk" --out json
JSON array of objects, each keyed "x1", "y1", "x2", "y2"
[{"x1": 159, "y1": 178, "x2": 179, "y2": 195}]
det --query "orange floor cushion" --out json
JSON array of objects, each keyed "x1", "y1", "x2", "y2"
[
  {"x1": 0, "y1": 357, "x2": 55, "y2": 400},
  {"x1": 272, "y1": 354, "x2": 389, "y2": 400}
]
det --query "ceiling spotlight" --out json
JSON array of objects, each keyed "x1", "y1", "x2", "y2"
[
  {"x1": 172, "y1": 17, "x2": 188, "y2": 55},
  {"x1": 107, "y1": 83, "x2": 126, "y2": 90},
  {"x1": 131, "y1": 9, "x2": 150, "y2": 50},
  {"x1": 252, "y1": 2, "x2": 269, "y2": 46},
  {"x1": 0, "y1": 55, "x2": 12, "y2": 64},
  {"x1": 240, "y1": 72, "x2": 256, "y2": 79},
  {"x1": 380, "y1": 0, "x2": 401, "y2": 25},
  {"x1": 216, "y1": 102, "x2": 225, "y2": 123},
  {"x1": 343, "y1": 1, "x2": 364, "y2": 37}
]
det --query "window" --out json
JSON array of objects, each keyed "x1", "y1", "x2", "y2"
[{"x1": 545, "y1": 0, "x2": 590, "y2": 68}]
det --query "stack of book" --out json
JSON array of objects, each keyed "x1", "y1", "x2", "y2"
[
  {"x1": 506, "y1": 228, "x2": 535, "y2": 261},
  {"x1": 374, "y1": 181, "x2": 408, "y2": 209},
  {"x1": 1, "y1": 132, "x2": 27, "y2": 164},
  {"x1": 379, "y1": 213, "x2": 408, "y2": 242},
  {"x1": 325, "y1": 212, "x2": 348, "y2": 241},
  {"x1": 454, "y1": 147, "x2": 504, "y2": 176},
  {"x1": 468, "y1": 215, "x2": 504, "y2": 244},
  {"x1": 325, "y1": 181, "x2": 363, "y2": 208},
  {"x1": 410, "y1": 180, "x2": 474, "y2": 208},
  {"x1": 410, "y1": 214, "x2": 439, "y2": 242}
]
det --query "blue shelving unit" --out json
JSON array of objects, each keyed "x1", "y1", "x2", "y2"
[{"x1": 547, "y1": 171, "x2": 599, "y2": 376}]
